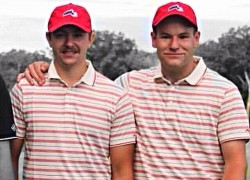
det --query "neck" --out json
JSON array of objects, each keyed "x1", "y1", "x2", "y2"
[
  {"x1": 54, "y1": 60, "x2": 88, "y2": 87},
  {"x1": 161, "y1": 58, "x2": 198, "y2": 84}
]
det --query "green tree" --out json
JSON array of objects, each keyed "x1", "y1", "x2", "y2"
[
  {"x1": 0, "y1": 49, "x2": 51, "y2": 89},
  {"x1": 87, "y1": 30, "x2": 156, "y2": 80},
  {"x1": 196, "y1": 25, "x2": 250, "y2": 112}
]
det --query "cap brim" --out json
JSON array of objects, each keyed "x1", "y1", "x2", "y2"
[
  {"x1": 49, "y1": 21, "x2": 91, "y2": 32},
  {"x1": 153, "y1": 13, "x2": 197, "y2": 28}
]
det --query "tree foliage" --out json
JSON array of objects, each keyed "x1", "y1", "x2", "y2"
[
  {"x1": 87, "y1": 30, "x2": 157, "y2": 80},
  {"x1": 196, "y1": 25, "x2": 250, "y2": 108},
  {"x1": 0, "y1": 49, "x2": 51, "y2": 89}
]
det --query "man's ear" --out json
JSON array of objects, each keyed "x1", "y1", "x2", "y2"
[
  {"x1": 193, "y1": 31, "x2": 200, "y2": 48},
  {"x1": 88, "y1": 32, "x2": 95, "y2": 48},
  {"x1": 151, "y1": 32, "x2": 157, "y2": 48},
  {"x1": 46, "y1": 32, "x2": 52, "y2": 47}
]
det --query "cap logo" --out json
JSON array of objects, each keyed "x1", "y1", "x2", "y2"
[
  {"x1": 63, "y1": 9, "x2": 78, "y2": 17},
  {"x1": 168, "y1": 4, "x2": 183, "y2": 12}
]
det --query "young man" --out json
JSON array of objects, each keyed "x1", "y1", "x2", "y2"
[
  {"x1": 0, "y1": 75, "x2": 15, "y2": 180},
  {"x1": 18, "y1": 2, "x2": 250, "y2": 179},
  {"x1": 11, "y1": 3, "x2": 136, "y2": 180}
]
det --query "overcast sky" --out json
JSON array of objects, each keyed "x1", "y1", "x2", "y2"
[
  {"x1": 1, "y1": 0, "x2": 250, "y2": 20},
  {"x1": 0, "y1": 0, "x2": 250, "y2": 52}
]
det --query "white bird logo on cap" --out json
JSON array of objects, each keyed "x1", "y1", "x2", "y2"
[
  {"x1": 63, "y1": 9, "x2": 78, "y2": 17},
  {"x1": 168, "y1": 4, "x2": 184, "y2": 12}
]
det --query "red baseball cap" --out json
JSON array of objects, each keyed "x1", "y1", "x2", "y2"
[
  {"x1": 152, "y1": 2, "x2": 197, "y2": 28},
  {"x1": 48, "y1": 3, "x2": 92, "y2": 33}
]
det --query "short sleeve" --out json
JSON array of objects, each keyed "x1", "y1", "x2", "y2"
[
  {"x1": 109, "y1": 92, "x2": 136, "y2": 147},
  {"x1": 218, "y1": 86, "x2": 250, "y2": 143}
]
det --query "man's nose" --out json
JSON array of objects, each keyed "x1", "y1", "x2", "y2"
[
  {"x1": 169, "y1": 36, "x2": 179, "y2": 50},
  {"x1": 65, "y1": 34, "x2": 74, "y2": 46}
]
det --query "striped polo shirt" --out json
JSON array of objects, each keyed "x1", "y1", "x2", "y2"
[
  {"x1": 115, "y1": 57, "x2": 250, "y2": 179},
  {"x1": 11, "y1": 60, "x2": 136, "y2": 179}
]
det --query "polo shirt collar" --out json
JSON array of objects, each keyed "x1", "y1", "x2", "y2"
[
  {"x1": 185, "y1": 57, "x2": 207, "y2": 85},
  {"x1": 153, "y1": 56, "x2": 207, "y2": 85},
  {"x1": 48, "y1": 60, "x2": 96, "y2": 86}
]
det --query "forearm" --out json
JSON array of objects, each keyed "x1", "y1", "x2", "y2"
[
  {"x1": 112, "y1": 173, "x2": 133, "y2": 180},
  {"x1": 222, "y1": 160, "x2": 247, "y2": 180},
  {"x1": 11, "y1": 138, "x2": 24, "y2": 180},
  {"x1": 112, "y1": 166, "x2": 134, "y2": 180},
  {"x1": 110, "y1": 144, "x2": 135, "y2": 180},
  {"x1": 221, "y1": 140, "x2": 248, "y2": 180}
]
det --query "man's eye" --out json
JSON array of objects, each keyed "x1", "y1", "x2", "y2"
[
  {"x1": 160, "y1": 35, "x2": 171, "y2": 39},
  {"x1": 73, "y1": 33, "x2": 84, "y2": 37},
  {"x1": 179, "y1": 35, "x2": 189, "y2": 39},
  {"x1": 54, "y1": 33, "x2": 65, "y2": 38}
]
